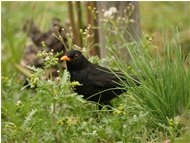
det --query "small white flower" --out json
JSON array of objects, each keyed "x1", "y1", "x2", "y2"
[
  {"x1": 45, "y1": 56, "x2": 50, "y2": 61},
  {"x1": 103, "y1": 7, "x2": 117, "y2": 18},
  {"x1": 129, "y1": 19, "x2": 135, "y2": 23},
  {"x1": 109, "y1": 7, "x2": 117, "y2": 13},
  {"x1": 87, "y1": 34, "x2": 91, "y2": 38},
  {"x1": 87, "y1": 24, "x2": 91, "y2": 29},
  {"x1": 104, "y1": 10, "x2": 112, "y2": 18},
  {"x1": 82, "y1": 48, "x2": 87, "y2": 52}
]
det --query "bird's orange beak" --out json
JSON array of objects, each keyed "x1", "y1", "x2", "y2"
[{"x1": 61, "y1": 56, "x2": 71, "y2": 61}]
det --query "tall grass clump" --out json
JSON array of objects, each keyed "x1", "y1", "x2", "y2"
[
  {"x1": 137, "y1": 37, "x2": 188, "y2": 119},
  {"x1": 97, "y1": 4, "x2": 190, "y2": 138},
  {"x1": 111, "y1": 35, "x2": 190, "y2": 134}
]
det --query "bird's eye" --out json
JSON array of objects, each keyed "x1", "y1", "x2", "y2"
[{"x1": 74, "y1": 53, "x2": 79, "y2": 59}]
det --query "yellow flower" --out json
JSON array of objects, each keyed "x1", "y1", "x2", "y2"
[
  {"x1": 57, "y1": 117, "x2": 78, "y2": 126},
  {"x1": 66, "y1": 117, "x2": 78, "y2": 125},
  {"x1": 41, "y1": 41, "x2": 46, "y2": 48},
  {"x1": 169, "y1": 118, "x2": 174, "y2": 127},
  {"x1": 16, "y1": 100, "x2": 22, "y2": 106},
  {"x1": 118, "y1": 104, "x2": 124, "y2": 111},
  {"x1": 113, "y1": 109, "x2": 122, "y2": 115},
  {"x1": 127, "y1": 66, "x2": 132, "y2": 71},
  {"x1": 70, "y1": 81, "x2": 82, "y2": 88},
  {"x1": 113, "y1": 104, "x2": 125, "y2": 115},
  {"x1": 57, "y1": 119, "x2": 65, "y2": 125}
]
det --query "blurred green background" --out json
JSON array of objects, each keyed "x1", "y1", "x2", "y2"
[{"x1": 2, "y1": 1, "x2": 190, "y2": 76}]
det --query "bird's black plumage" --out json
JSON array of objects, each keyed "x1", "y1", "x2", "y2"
[{"x1": 61, "y1": 50, "x2": 138, "y2": 109}]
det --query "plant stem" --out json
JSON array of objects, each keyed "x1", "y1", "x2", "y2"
[{"x1": 52, "y1": 98, "x2": 60, "y2": 143}]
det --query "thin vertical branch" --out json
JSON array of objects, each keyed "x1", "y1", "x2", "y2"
[
  {"x1": 68, "y1": 2, "x2": 78, "y2": 45},
  {"x1": 92, "y1": 1, "x2": 100, "y2": 56},
  {"x1": 86, "y1": 2, "x2": 93, "y2": 27},
  {"x1": 51, "y1": 91, "x2": 60, "y2": 143},
  {"x1": 86, "y1": 2, "x2": 100, "y2": 56},
  {"x1": 76, "y1": 1, "x2": 82, "y2": 47}
]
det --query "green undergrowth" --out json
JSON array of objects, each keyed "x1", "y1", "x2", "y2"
[
  {"x1": 2, "y1": 36, "x2": 190, "y2": 142},
  {"x1": 2, "y1": 2, "x2": 190, "y2": 142}
]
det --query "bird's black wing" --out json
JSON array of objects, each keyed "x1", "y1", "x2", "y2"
[{"x1": 87, "y1": 64, "x2": 123, "y2": 88}]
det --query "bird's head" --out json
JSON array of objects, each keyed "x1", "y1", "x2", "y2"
[{"x1": 60, "y1": 50, "x2": 88, "y2": 70}]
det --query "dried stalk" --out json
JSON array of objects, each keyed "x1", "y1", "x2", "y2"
[
  {"x1": 76, "y1": 1, "x2": 83, "y2": 47},
  {"x1": 68, "y1": 2, "x2": 78, "y2": 45},
  {"x1": 86, "y1": 1, "x2": 100, "y2": 56}
]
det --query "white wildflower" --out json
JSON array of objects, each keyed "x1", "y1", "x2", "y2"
[
  {"x1": 109, "y1": 7, "x2": 117, "y2": 13},
  {"x1": 104, "y1": 10, "x2": 112, "y2": 18},
  {"x1": 45, "y1": 56, "x2": 50, "y2": 61},
  {"x1": 82, "y1": 48, "x2": 87, "y2": 52},
  {"x1": 129, "y1": 19, "x2": 135, "y2": 23},
  {"x1": 103, "y1": 7, "x2": 117, "y2": 18}
]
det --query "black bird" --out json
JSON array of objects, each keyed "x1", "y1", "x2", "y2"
[{"x1": 61, "y1": 50, "x2": 139, "y2": 109}]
